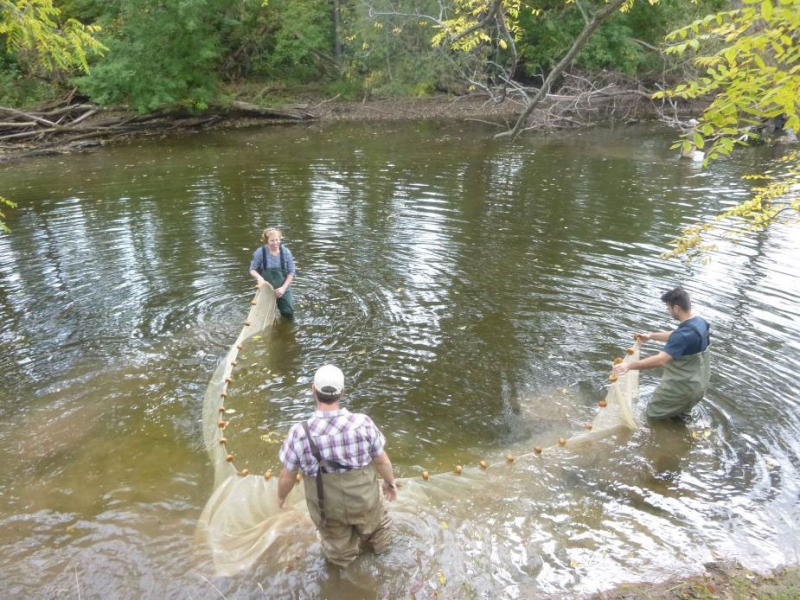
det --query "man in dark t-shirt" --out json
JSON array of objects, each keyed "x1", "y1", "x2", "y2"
[{"x1": 613, "y1": 286, "x2": 711, "y2": 419}]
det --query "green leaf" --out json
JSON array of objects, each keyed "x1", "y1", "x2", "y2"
[{"x1": 693, "y1": 133, "x2": 705, "y2": 149}]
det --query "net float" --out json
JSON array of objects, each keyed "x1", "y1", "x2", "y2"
[
  {"x1": 264, "y1": 471, "x2": 272, "y2": 480},
  {"x1": 558, "y1": 437, "x2": 567, "y2": 446},
  {"x1": 231, "y1": 360, "x2": 237, "y2": 366},
  {"x1": 250, "y1": 300, "x2": 257, "y2": 305},
  {"x1": 609, "y1": 374, "x2": 618, "y2": 382},
  {"x1": 455, "y1": 465, "x2": 462, "y2": 475},
  {"x1": 295, "y1": 473, "x2": 302, "y2": 483},
  {"x1": 422, "y1": 471, "x2": 429, "y2": 480},
  {"x1": 225, "y1": 454, "x2": 234, "y2": 462},
  {"x1": 507, "y1": 454, "x2": 515, "y2": 463},
  {"x1": 613, "y1": 357, "x2": 623, "y2": 365},
  {"x1": 585, "y1": 423, "x2": 593, "y2": 430},
  {"x1": 218, "y1": 438, "x2": 227, "y2": 445},
  {"x1": 225, "y1": 377, "x2": 233, "y2": 384},
  {"x1": 220, "y1": 392, "x2": 227, "y2": 398},
  {"x1": 244, "y1": 321, "x2": 251, "y2": 327},
  {"x1": 534, "y1": 446, "x2": 542, "y2": 454},
  {"x1": 239, "y1": 469, "x2": 249, "y2": 477},
  {"x1": 218, "y1": 406, "x2": 226, "y2": 413},
  {"x1": 236, "y1": 344, "x2": 243, "y2": 350},
  {"x1": 218, "y1": 420, "x2": 228, "y2": 429},
  {"x1": 480, "y1": 460, "x2": 488, "y2": 469},
  {"x1": 626, "y1": 348, "x2": 634, "y2": 355},
  {"x1": 598, "y1": 400, "x2": 608, "y2": 408}
]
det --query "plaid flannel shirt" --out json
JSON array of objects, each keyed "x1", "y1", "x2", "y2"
[{"x1": 279, "y1": 408, "x2": 386, "y2": 476}]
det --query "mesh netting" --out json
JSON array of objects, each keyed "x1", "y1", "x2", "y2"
[
  {"x1": 195, "y1": 288, "x2": 642, "y2": 576},
  {"x1": 565, "y1": 340, "x2": 640, "y2": 446},
  {"x1": 195, "y1": 284, "x2": 306, "y2": 576}
]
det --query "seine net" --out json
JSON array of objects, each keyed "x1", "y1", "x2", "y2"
[{"x1": 195, "y1": 287, "x2": 642, "y2": 576}]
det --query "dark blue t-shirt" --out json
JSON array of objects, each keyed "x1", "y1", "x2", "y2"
[{"x1": 663, "y1": 317, "x2": 711, "y2": 359}]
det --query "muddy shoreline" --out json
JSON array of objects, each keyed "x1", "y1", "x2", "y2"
[{"x1": 1, "y1": 91, "x2": 664, "y2": 161}]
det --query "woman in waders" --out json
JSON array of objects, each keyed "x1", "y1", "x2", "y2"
[{"x1": 249, "y1": 227, "x2": 296, "y2": 318}]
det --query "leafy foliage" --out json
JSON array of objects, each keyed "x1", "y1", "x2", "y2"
[
  {"x1": 0, "y1": 0, "x2": 105, "y2": 75},
  {"x1": 0, "y1": 195, "x2": 17, "y2": 233},
  {"x1": 76, "y1": 0, "x2": 224, "y2": 112},
  {"x1": 255, "y1": 0, "x2": 333, "y2": 82},
  {"x1": 663, "y1": 151, "x2": 799, "y2": 259},
  {"x1": 655, "y1": 0, "x2": 800, "y2": 259},
  {"x1": 655, "y1": 0, "x2": 800, "y2": 161}
]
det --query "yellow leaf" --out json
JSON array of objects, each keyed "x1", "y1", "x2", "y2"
[{"x1": 437, "y1": 572, "x2": 447, "y2": 586}]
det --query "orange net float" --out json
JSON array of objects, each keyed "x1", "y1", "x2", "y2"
[
  {"x1": 224, "y1": 377, "x2": 233, "y2": 384},
  {"x1": 609, "y1": 374, "x2": 618, "y2": 382},
  {"x1": 264, "y1": 471, "x2": 272, "y2": 481},
  {"x1": 626, "y1": 347, "x2": 635, "y2": 355},
  {"x1": 244, "y1": 321, "x2": 251, "y2": 327},
  {"x1": 598, "y1": 400, "x2": 608, "y2": 408},
  {"x1": 584, "y1": 423, "x2": 593, "y2": 430},
  {"x1": 218, "y1": 406, "x2": 226, "y2": 413},
  {"x1": 480, "y1": 460, "x2": 488, "y2": 469},
  {"x1": 506, "y1": 453, "x2": 515, "y2": 463},
  {"x1": 422, "y1": 471, "x2": 429, "y2": 481},
  {"x1": 613, "y1": 357, "x2": 623, "y2": 365},
  {"x1": 230, "y1": 360, "x2": 237, "y2": 367},
  {"x1": 236, "y1": 344, "x2": 243, "y2": 350},
  {"x1": 220, "y1": 392, "x2": 227, "y2": 399},
  {"x1": 295, "y1": 473, "x2": 302, "y2": 483},
  {"x1": 558, "y1": 437, "x2": 567, "y2": 446},
  {"x1": 455, "y1": 465, "x2": 462, "y2": 475},
  {"x1": 218, "y1": 420, "x2": 228, "y2": 429},
  {"x1": 250, "y1": 299, "x2": 258, "y2": 305},
  {"x1": 218, "y1": 438, "x2": 227, "y2": 445},
  {"x1": 239, "y1": 469, "x2": 249, "y2": 477},
  {"x1": 225, "y1": 454, "x2": 235, "y2": 463},
  {"x1": 534, "y1": 445, "x2": 543, "y2": 454}
]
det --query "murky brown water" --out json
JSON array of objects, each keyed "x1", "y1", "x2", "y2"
[{"x1": 1, "y1": 121, "x2": 798, "y2": 598}]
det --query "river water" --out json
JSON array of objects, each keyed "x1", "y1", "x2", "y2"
[{"x1": 0, "y1": 121, "x2": 798, "y2": 598}]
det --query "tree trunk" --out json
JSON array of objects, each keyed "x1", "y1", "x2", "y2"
[{"x1": 496, "y1": 0, "x2": 627, "y2": 141}]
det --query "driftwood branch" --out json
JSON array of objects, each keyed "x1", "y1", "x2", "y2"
[{"x1": 0, "y1": 95, "x2": 316, "y2": 158}]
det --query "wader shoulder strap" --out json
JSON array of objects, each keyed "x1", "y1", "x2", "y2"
[
  {"x1": 302, "y1": 421, "x2": 327, "y2": 527},
  {"x1": 261, "y1": 245, "x2": 287, "y2": 275}
]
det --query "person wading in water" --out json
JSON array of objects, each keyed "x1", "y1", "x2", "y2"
[
  {"x1": 613, "y1": 286, "x2": 711, "y2": 419},
  {"x1": 249, "y1": 227, "x2": 296, "y2": 318},
  {"x1": 277, "y1": 365, "x2": 397, "y2": 566}
]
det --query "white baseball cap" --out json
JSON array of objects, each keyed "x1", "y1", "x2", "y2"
[{"x1": 313, "y1": 364, "x2": 345, "y2": 396}]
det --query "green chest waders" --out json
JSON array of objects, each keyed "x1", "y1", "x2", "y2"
[
  {"x1": 260, "y1": 246, "x2": 294, "y2": 317},
  {"x1": 300, "y1": 422, "x2": 379, "y2": 528},
  {"x1": 648, "y1": 348, "x2": 711, "y2": 419}
]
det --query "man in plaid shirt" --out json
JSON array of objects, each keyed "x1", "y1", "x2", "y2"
[{"x1": 278, "y1": 364, "x2": 398, "y2": 566}]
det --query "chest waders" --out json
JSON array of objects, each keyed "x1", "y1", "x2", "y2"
[
  {"x1": 300, "y1": 422, "x2": 379, "y2": 528},
  {"x1": 648, "y1": 324, "x2": 711, "y2": 419},
  {"x1": 260, "y1": 245, "x2": 294, "y2": 317}
]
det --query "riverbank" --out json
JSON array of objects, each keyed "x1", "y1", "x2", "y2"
[
  {"x1": 593, "y1": 561, "x2": 800, "y2": 599},
  {"x1": 0, "y1": 89, "x2": 660, "y2": 161}
]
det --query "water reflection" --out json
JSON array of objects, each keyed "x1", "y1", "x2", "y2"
[{"x1": 0, "y1": 122, "x2": 798, "y2": 597}]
